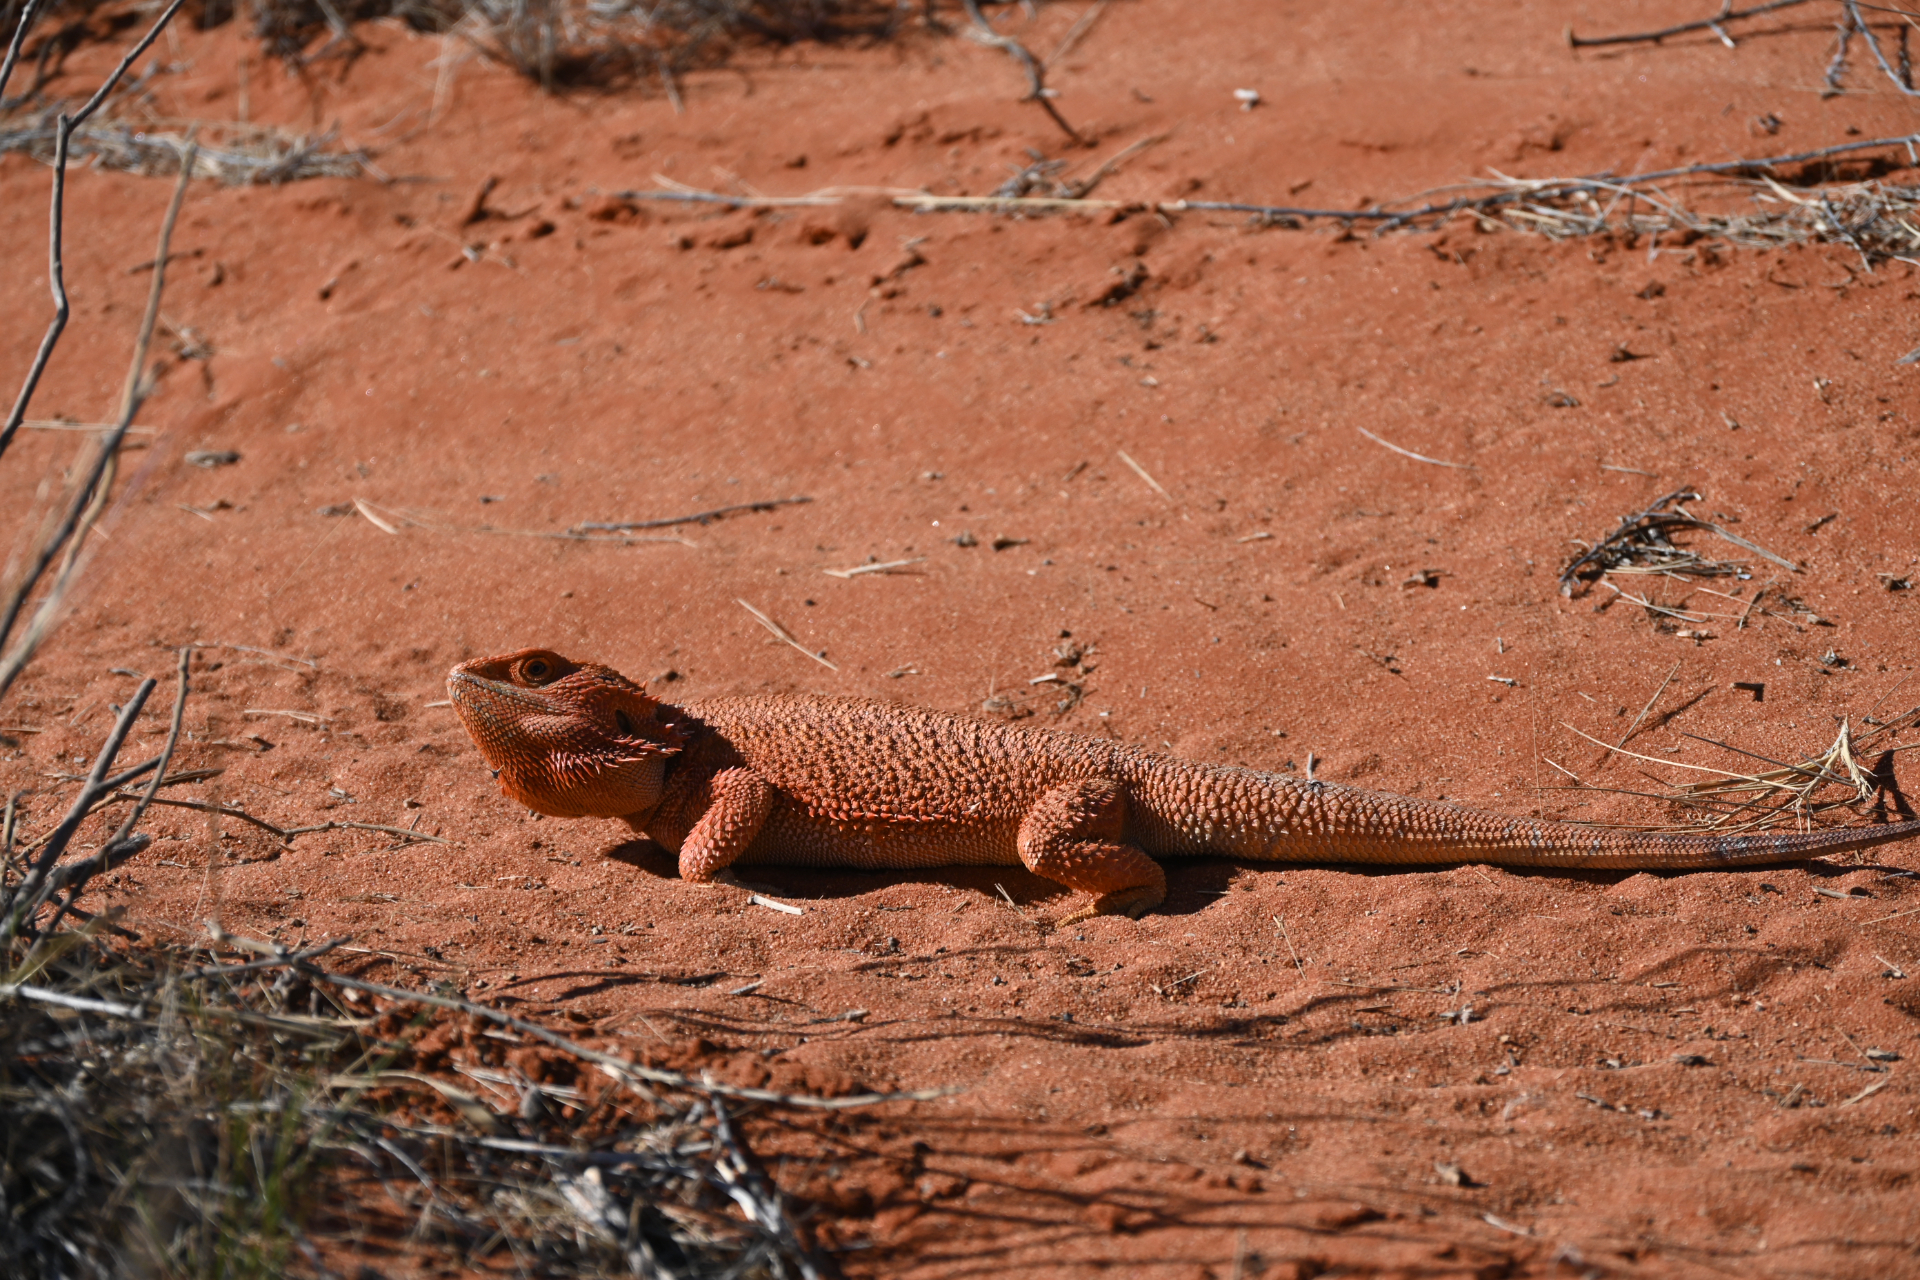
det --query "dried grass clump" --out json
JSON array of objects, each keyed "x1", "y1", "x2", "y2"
[
  {"x1": 0, "y1": 663, "x2": 851, "y2": 1278},
  {"x1": 1558, "y1": 488, "x2": 1802, "y2": 600},
  {"x1": 1447, "y1": 171, "x2": 1920, "y2": 268},
  {"x1": 0, "y1": 113, "x2": 371, "y2": 182},
  {"x1": 2, "y1": 931, "x2": 844, "y2": 1278},
  {"x1": 1564, "y1": 705, "x2": 1920, "y2": 840}
]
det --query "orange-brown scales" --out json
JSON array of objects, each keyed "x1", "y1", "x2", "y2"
[{"x1": 449, "y1": 649, "x2": 1920, "y2": 923}]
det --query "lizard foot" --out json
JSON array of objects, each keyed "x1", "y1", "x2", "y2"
[
  {"x1": 1058, "y1": 884, "x2": 1164, "y2": 926},
  {"x1": 1019, "y1": 780, "x2": 1166, "y2": 923}
]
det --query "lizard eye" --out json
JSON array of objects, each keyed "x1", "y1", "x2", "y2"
[
  {"x1": 521, "y1": 658, "x2": 552, "y2": 683},
  {"x1": 614, "y1": 709, "x2": 635, "y2": 735}
]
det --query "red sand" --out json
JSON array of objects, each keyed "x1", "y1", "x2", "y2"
[{"x1": 5, "y1": 2, "x2": 1920, "y2": 1274}]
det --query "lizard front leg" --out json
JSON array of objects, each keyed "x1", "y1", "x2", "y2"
[
  {"x1": 1017, "y1": 778, "x2": 1167, "y2": 924},
  {"x1": 676, "y1": 767, "x2": 776, "y2": 883}
]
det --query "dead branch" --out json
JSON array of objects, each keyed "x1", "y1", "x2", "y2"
[
  {"x1": 0, "y1": 0, "x2": 188, "y2": 462},
  {"x1": 957, "y1": 0, "x2": 1086, "y2": 144},
  {"x1": 1568, "y1": 0, "x2": 1811, "y2": 48},
  {"x1": 574, "y1": 494, "x2": 812, "y2": 532}
]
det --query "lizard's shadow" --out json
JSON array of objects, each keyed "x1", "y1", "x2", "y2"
[
  {"x1": 599, "y1": 836, "x2": 1086, "y2": 909},
  {"x1": 597, "y1": 837, "x2": 1913, "y2": 917},
  {"x1": 600, "y1": 837, "x2": 680, "y2": 877},
  {"x1": 599, "y1": 840, "x2": 1248, "y2": 917}
]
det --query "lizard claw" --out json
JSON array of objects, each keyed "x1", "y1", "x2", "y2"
[{"x1": 1058, "y1": 886, "x2": 1162, "y2": 926}]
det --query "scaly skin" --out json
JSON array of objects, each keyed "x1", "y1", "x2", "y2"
[{"x1": 448, "y1": 649, "x2": 1920, "y2": 923}]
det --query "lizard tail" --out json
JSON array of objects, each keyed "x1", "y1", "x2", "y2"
[{"x1": 1253, "y1": 784, "x2": 1920, "y2": 870}]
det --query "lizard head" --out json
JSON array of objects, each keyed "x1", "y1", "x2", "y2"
[{"x1": 447, "y1": 649, "x2": 689, "y2": 820}]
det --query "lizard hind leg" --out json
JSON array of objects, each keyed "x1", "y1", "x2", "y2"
[{"x1": 1016, "y1": 778, "x2": 1167, "y2": 925}]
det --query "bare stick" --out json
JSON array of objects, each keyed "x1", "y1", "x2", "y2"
[
  {"x1": 1568, "y1": 0, "x2": 1809, "y2": 48},
  {"x1": 736, "y1": 599, "x2": 839, "y2": 671},
  {"x1": 0, "y1": 0, "x2": 47, "y2": 104},
  {"x1": 279, "y1": 819, "x2": 449, "y2": 845},
  {"x1": 100, "y1": 793, "x2": 290, "y2": 840},
  {"x1": 0, "y1": 0, "x2": 188, "y2": 462},
  {"x1": 574, "y1": 495, "x2": 811, "y2": 532},
  {"x1": 180, "y1": 935, "x2": 350, "y2": 980},
  {"x1": 821, "y1": 557, "x2": 925, "y2": 579},
  {"x1": 1045, "y1": 0, "x2": 1107, "y2": 66},
  {"x1": 1563, "y1": 723, "x2": 1772, "y2": 782},
  {"x1": 613, "y1": 128, "x2": 1920, "y2": 228},
  {"x1": 34, "y1": 648, "x2": 191, "y2": 937},
  {"x1": 0, "y1": 983, "x2": 141, "y2": 1017},
  {"x1": 0, "y1": 139, "x2": 196, "y2": 707},
  {"x1": 1827, "y1": 12, "x2": 1858, "y2": 93},
  {"x1": 1069, "y1": 132, "x2": 1168, "y2": 199},
  {"x1": 1846, "y1": 0, "x2": 1920, "y2": 96},
  {"x1": 1356, "y1": 426, "x2": 1475, "y2": 470},
  {"x1": 1617, "y1": 661, "x2": 1682, "y2": 754},
  {"x1": 1116, "y1": 449, "x2": 1171, "y2": 498},
  {"x1": 1273, "y1": 914, "x2": 1307, "y2": 982},
  {"x1": 710, "y1": 1096, "x2": 829, "y2": 1280},
  {"x1": 0, "y1": 681, "x2": 156, "y2": 950},
  {"x1": 958, "y1": 0, "x2": 1085, "y2": 144}
]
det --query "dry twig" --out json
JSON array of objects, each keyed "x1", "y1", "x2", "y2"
[
  {"x1": 958, "y1": 0, "x2": 1085, "y2": 143},
  {"x1": 1568, "y1": 0, "x2": 1811, "y2": 48},
  {"x1": 1559, "y1": 488, "x2": 1799, "y2": 599}
]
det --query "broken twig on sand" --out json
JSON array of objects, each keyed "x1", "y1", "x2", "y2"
[
  {"x1": 575, "y1": 495, "x2": 812, "y2": 532},
  {"x1": 737, "y1": 599, "x2": 839, "y2": 671},
  {"x1": 1568, "y1": 0, "x2": 1810, "y2": 49},
  {"x1": 958, "y1": 0, "x2": 1086, "y2": 144},
  {"x1": 1559, "y1": 488, "x2": 1799, "y2": 598},
  {"x1": 1356, "y1": 426, "x2": 1475, "y2": 470}
]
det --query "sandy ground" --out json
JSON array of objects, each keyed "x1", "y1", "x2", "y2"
[{"x1": 5, "y1": 1, "x2": 1920, "y2": 1274}]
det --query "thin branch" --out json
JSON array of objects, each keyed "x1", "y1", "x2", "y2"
[
  {"x1": 573, "y1": 495, "x2": 812, "y2": 532},
  {"x1": 1356, "y1": 426, "x2": 1475, "y2": 470},
  {"x1": 0, "y1": 0, "x2": 188, "y2": 462},
  {"x1": 0, "y1": 982, "x2": 142, "y2": 1017},
  {"x1": 710, "y1": 1097, "x2": 829, "y2": 1280},
  {"x1": 1827, "y1": 10, "x2": 1858, "y2": 92},
  {"x1": 737, "y1": 599, "x2": 839, "y2": 671},
  {"x1": 279, "y1": 819, "x2": 449, "y2": 845},
  {"x1": 1846, "y1": 0, "x2": 1920, "y2": 94},
  {"x1": 1568, "y1": 0, "x2": 1811, "y2": 48},
  {"x1": 614, "y1": 129, "x2": 1920, "y2": 236},
  {"x1": 1617, "y1": 661, "x2": 1682, "y2": 754},
  {"x1": 0, "y1": 0, "x2": 46, "y2": 105},
  {"x1": 179, "y1": 936, "x2": 350, "y2": 980},
  {"x1": 958, "y1": 0, "x2": 1085, "y2": 144},
  {"x1": 0, "y1": 143, "x2": 195, "y2": 705},
  {"x1": 34, "y1": 648, "x2": 191, "y2": 938},
  {"x1": 1045, "y1": 0, "x2": 1107, "y2": 67},
  {"x1": 0, "y1": 680, "x2": 156, "y2": 951}
]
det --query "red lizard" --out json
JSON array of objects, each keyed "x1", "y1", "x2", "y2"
[{"x1": 448, "y1": 649, "x2": 1919, "y2": 923}]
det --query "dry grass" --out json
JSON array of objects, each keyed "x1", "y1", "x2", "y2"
[
  {"x1": 1436, "y1": 171, "x2": 1920, "y2": 266},
  {"x1": 0, "y1": 113, "x2": 371, "y2": 182},
  {"x1": 2, "y1": 928, "x2": 842, "y2": 1278},
  {"x1": 1563, "y1": 704, "x2": 1920, "y2": 839},
  {"x1": 1558, "y1": 488, "x2": 1802, "y2": 599}
]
